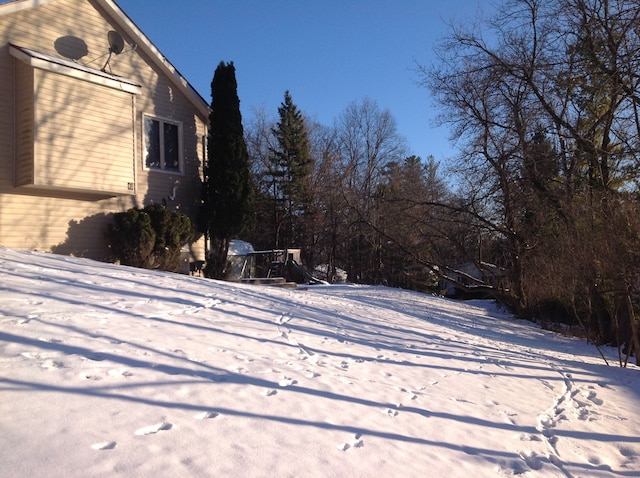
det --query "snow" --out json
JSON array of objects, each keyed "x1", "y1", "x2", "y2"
[
  {"x1": 1, "y1": 246, "x2": 639, "y2": 477},
  {"x1": 227, "y1": 239, "x2": 255, "y2": 256}
]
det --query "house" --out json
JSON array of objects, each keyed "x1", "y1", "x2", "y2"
[{"x1": 0, "y1": 0, "x2": 209, "y2": 264}]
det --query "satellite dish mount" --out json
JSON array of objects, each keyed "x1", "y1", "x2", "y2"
[{"x1": 101, "y1": 30, "x2": 125, "y2": 72}]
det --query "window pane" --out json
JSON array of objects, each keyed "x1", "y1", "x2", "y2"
[
  {"x1": 164, "y1": 122, "x2": 179, "y2": 171},
  {"x1": 144, "y1": 118, "x2": 161, "y2": 169}
]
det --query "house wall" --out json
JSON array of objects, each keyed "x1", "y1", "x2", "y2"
[
  {"x1": 18, "y1": 66, "x2": 136, "y2": 195},
  {"x1": 0, "y1": 0, "x2": 207, "y2": 262}
]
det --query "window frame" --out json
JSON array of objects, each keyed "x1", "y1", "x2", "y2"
[{"x1": 142, "y1": 114, "x2": 184, "y2": 174}]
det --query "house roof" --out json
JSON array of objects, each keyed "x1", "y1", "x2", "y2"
[{"x1": 0, "y1": 0, "x2": 210, "y2": 119}]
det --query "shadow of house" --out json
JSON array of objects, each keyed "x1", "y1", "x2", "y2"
[
  {"x1": 51, "y1": 212, "x2": 114, "y2": 260},
  {"x1": 0, "y1": 0, "x2": 209, "y2": 263}
]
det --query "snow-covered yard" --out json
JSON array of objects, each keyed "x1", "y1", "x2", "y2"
[{"x1": 1, "y1": 246, "x2": 639, "y2": 477}]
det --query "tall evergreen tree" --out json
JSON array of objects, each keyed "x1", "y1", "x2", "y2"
[
  {"x1": 201, "y1": 61, "x2": 254, "y2": 278},
  {"x1": 268, "y1": 91, "x2": 313, "y2": 251}
]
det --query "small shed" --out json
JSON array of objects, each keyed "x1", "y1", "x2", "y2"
[{"x1": 440, "y1": 261, "x2": 505, "y2": 298}]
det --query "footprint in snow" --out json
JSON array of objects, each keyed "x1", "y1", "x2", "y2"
[
  {"x1": 514, "y1": 433, "x2": 541, "y2": 442},
  {"x1": 194, "y1": 411, "x2": 219, "y2": 420},
  {"x1": 262, "y1": 389, "x2": 278, "y2": 397},
  {"x1": 585, "y1": 390, "x2": 604, "y2": 406},
  {"x1": 587, "y1": 455, "x2": 602, "y2": 465},
  {"x1": 91, "y1": 441, "x2": 116, "y2": 450},
  {"x1": 202, "y1": 298, "x2": 222, "y2": 308},
  {"x1": 38, "y1": 337, "x2": 63, "y2": 344},
  {"x1": 41, "y1": 359, "x2": 64, "y2": 370},
  {"x1": 134, "y1": 422, "x2": 172, "y2": 436},
  {"x1": 519, "y1": 450, "x2": 544, "y2": 470},
  {"x1": 279, "y1": 377, "x2": 297, "y2": 387}
]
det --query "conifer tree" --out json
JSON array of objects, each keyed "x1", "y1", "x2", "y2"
[
  {"x1": 268, "y1": 91, "x2": 313, "y2": 251},
  {"x1": 201, "y1": 61, "x2": 254, "y2": 278}
]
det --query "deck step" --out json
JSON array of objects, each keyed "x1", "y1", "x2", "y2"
[{"x1": 238, "y1": 277, "x2": 297, "y2": 288}]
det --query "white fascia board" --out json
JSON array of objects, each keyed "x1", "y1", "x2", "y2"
[
  {"x1": 0, "y1": 0, "x2": 57, "y2": 16},
  {"x1": 9, "y1": 44, "x2": 142, "y2": 94}
]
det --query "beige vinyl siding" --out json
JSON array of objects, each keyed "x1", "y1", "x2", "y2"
[
  {"x1": 1, "y1": 0, "x2": 118, "y2": 63},
  {"x1": 25, "y1": 68, "x2": 136, "y2": 195},
  {"x1": 14, "y1": 58, "x2": 34, "y2": 187},
  {"x1": 0, "y1": 0, "x2": 207, "y2": 261},
  {"x1": 0, "y1": 192, "x2": 134, "y2": 257}
]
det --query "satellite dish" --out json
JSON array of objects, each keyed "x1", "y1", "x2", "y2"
[
  {"x1": 108, "y1": 30, "x2": 125, "y2": 54},
  {"x1": 101, "y1": 30, "x2": 125, "y2": 72}
]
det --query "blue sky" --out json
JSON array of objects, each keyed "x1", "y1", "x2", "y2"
[{"x1": 116, "y1": 0, "x2": 484, "y2": 163}]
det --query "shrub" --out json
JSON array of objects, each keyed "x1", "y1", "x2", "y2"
[{"x1": 108, "y1": 204, "x2": 193, "y2": 272}]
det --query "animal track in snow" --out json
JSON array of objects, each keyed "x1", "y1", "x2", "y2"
[
  {"x1": 134, "y1": 421, "x2": 173, "y2": 436},
  {"x1": 338, "y1": 433, "x2": 364, "y2": 451},
  {"x1": 382, "y1": 408, "x2": 399, "y2": 417},
  {"x1": 107, "y1": 368, "x2": 133, "y2": 378},
  {"x1": 234, "y1": 354, "x2": 254, "y2": 363},
  {"x1": 498, "y1": 410, "x2": 517, "y2": 425}
]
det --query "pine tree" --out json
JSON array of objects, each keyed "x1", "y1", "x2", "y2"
[
  {"x1": 268, "y1": 91, "x2": 313, "y2": 251},
  {"x1": 201, "y1": 61, "x2": 254, "y2": 278}
]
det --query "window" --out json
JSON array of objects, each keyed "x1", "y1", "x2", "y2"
[{"x1": 144, "y1": 115, "x2": 182, "y2": 172}]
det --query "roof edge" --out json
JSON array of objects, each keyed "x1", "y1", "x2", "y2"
[
  {"x1": 97, "y1": 0, "x2": 210, "y2": 119},
  {"x1": 0, "y1": 0, "x2": 57, "y2": 15},
  {"x1": 10, "y1": 43, "x2": 142, "y2": 94}
]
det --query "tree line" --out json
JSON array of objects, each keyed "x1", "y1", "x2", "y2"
[{"x1": 200, "y1": 0, "x2": 640, "y2": 364}]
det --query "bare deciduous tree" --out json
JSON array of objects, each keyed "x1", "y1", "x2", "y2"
[{"x1": 422, "y1": 0, "x2": 640, "y2": 361}]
